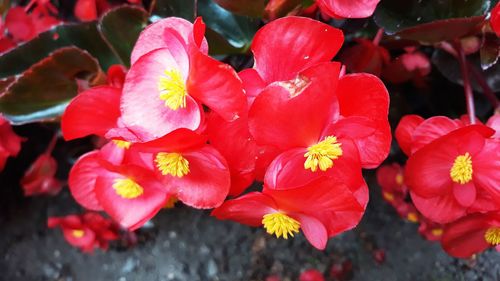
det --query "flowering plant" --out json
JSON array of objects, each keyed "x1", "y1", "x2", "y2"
[{"x1": 0, "y1": 0, "x2": 499, "y2": 276}]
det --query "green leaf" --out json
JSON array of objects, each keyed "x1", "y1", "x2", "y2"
[
  {"x1": 212, "y1": 0, "x2": 266, "y2": 17},
  {"x1": 98, "y1": 5, "x2": 149, "y2": 67},
  {"x1": 152, "y1": 0, "x2": 259, "y2": 54},
  {"x1": 432, "y1": 48, "x2": 500, "y2": 93},
  {"x1": 374, "y1": 0, "x2": 490, "y2": 43},
  {"x1": 0, "y1": 21, "x2": 118, "y2": 78},
  {"x1": 0, "y1": 47, "x2": 102, "y2": 124}
]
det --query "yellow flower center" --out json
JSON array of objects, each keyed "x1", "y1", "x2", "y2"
[
  {"x1": 113, "y1": 140, "x2": 131, "y2": 149},
  {"x1": 407, "y1": 212, "x2": 419, "y2": 223},
  {"x1": 395, "y1": 173, "x2": 404, "y2": 185},
  {"x1": 262, "y1": 212, "x2": 300, "y2": 239},
  {"x1": 484, "y1": 227, "x2": 500, "y2": 246},
  {"x1": 158, "y1": 69, "x2": 187, "y2": 110},
  {"x1": 431, "y1": 228, "x2": 443, "y2": 237},
  {"x1": 155, "y1": 152, "x2": 190, "y2": 177},
  {"x1": 383, "y1": 191, "x2": 395, "y2": 201},
  {"x1": 304, "y1": 136, "x2": 343, "y2": 172},
  {"x1": 72, "y1": 229, "x2": 85, "y2": 238},
  {"x1": 450, "y1": 152, "x2": 473, "y2": 184},
  {"x1": 112, "y1": 178, "x2": 144, "y2": 199}
]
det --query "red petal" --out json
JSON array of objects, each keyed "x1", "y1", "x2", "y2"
[
  {"x1": 486, "y1": 113, "x2": 500, "y2": 138},
  {"x1": 411, "y1": 192, "x2": 465, "y2": 224},
  {"x1": 441, "y1": 213, "x2": 491, "y2": 258},
  {"x1": 299, "y1": 269, "x2": 325, "y2": 281},
  {"x1": 207, "y1": 113, "x2": 257, "y2": 196},
  {"x1": 491, "y1": 2, "x2": 500, "y2": 37},
  {"x1": 0, "y1": 115, "x2": 24, "y2": 160},
  {"x1": 472, "y1": 139, "x2": 500, "y2": 203},
  {"x1": 106, "y1": 64, "x2": 127, "y2": 88},
  {"x1": 411, "y1": 116, "x2": 462, "y2": 154},
  {"x1": 167, "y1": 146, "x2": 230, "y2": 209},
  {"x1": 249, "y1": 63, "x2": 340, "y2": 150},
  {"x1": 339, "y1": 39, "x2": 389, "y2": 76},
  {"x1": 317, "y1": 0, "x2": 380, "y2": 19},
  {"x1": 62, "y1": 86, "x2": 121, "y2": 140},
  {"x1": 251, "y1": 16, "x2": 343, "y2": 83},
  {"x1": 21, "y1": 154, "x2": 59, "y2": 196},
  {"x1": 68, "y1": 151, "x2": 105, "y2": 211},
  {"x1": 95, "y1": 166, "x2": 167, "y2": 230},
  {"x1": 121, "y1": 48, "x2": 202, "y2": 141},
  {"x1": 62, "y1": 226, "x2": 96, "y2": 249},
  {"x1": 293, "y1": 213, "x2": 328, "y2": 250},
  {"x1": 74, "y1": 0, "x2": 98, "y2": 21},
  {"x1": 134, "y1": 128, "x2": 207, "y2": 152},
  {"x1": 187, "y1": 48, "x2": 246, "y2": 121},
  {"x1": 452, "y1": 182, "x2": 476, "y2": 207},
  {"x1": 211, "y1": 192, "x2": 277, "y2": 226},
  {"x1": 130, "y1": 17, "x2": 208, "y2": 65},
  {"x1": 5, "y1": 7, "x2": 36, "y2": 41},
  {"x1": 239, "y1": 68, "x2": 266, "y2": 105},
  {"x1": 395, "y1": 115, "x2": 424, "y2": 156}
]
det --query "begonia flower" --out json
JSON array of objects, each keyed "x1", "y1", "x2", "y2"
[
  {"x1": 21, "y1": 153, "x2": 62, "y2": 196},
  {"x1": 48, "y1": 212, "x2": 120, "y2": 253},
  {"x1": 244, "y1": 17, "x2": 391, "y2": 169},
  {"x1": 212, "y1": 172, "x2": 363, "y2": 250},
  {"x1": 383, "y1": 49, "x2": 431, "y2": 86},
  {"x1": 0, "y1": 115, "x2": 24, "y2": 172},
  {"x1": 69, "y1": 149, "x2": 169, "y2": 230},
  {"x1": 441, "y1": 212, "x2": 500, "y2": 258},
  {"x1": 405, "y1": 125, "x2": 499, "y2": 223},
  {"x1": 339, "y1": 38, "x2": 390, "y2": 76},
  {"x1": 119, "y1": 17, "x2": 246, "y2": 141},
  {"x1": 299, "y1": 269, "x2": 325, "y2": 281},
  {"x1": 418, "y1": 217, "x2": 444, "y2": 242},
  {"x1": 74, "y1": 0, "x2": 111, "y2": 21}
]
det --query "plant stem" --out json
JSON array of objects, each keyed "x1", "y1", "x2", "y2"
[
  {"x1": 194, "y1": 0, "x2": 198, "y2": 19},
  {"x1": 453, "y1": 41, "x2": 476, "y2": 124},
  {"x1": 372, "y1": 28, "x2": 384, "y2": 46},
  {"x1": 45, "y1": 133, "x2": 58, "y2": 155}
]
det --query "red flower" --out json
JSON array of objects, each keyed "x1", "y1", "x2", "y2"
[
  {"x1": 0, "y1": 115, "x2": 24, "y2": 172},
  {"x1": 491, "y1": 2, "x2": 500, "y2": 37},
  {"x1": 48, "y1": 212, "x2": 120, "y2": 253},
  {"x1": 405, "y1": 125, "x2": 499, "y2": 223},
  {"x1": 316, "y1": 0, "x2": 380, "y2": 19},
  {"x1": 21, "y1": 153, "x2": 62, "y2": 196},
  {"x1": 68, "y1": 147, "x2": 169, "y2": 230},
  {"x1": 441, "y1": 212, "x2": 500, "y2": 258},
  {"x1": 418, "y1": 217, "x2": 444, "y2": 242},
  {"x1": 376, "y1": 163, "x2": 407, "y2": 204},
  {"x1": 339, "y1": 38, "x2": 390, "y2": 76},
  {"x1": 212, "y1": 174, "x2": 363, "y2": 250},
  {"x1": 245, "y1": 17, "x2": 391, "y2": 169},
  {"x1": 299, "y1": 269, "x2": 325, "y2": 281},
  {"x1": 119, "y1": 17, "x2": 246, "y2": 141}
]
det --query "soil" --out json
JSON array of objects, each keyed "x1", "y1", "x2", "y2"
[{"x1": 0, "y1": 127, "x2": 499, "y2": 281}]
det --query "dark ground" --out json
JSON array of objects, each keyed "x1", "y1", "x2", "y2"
[{"x1": 1, "y1": 174, "x2": 500, "y2": 281}]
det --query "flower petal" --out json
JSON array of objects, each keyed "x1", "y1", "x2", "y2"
[
  {"x1": 251, "y1": 16, "x2": 343, "y2": 83},
  {"x1": 395, "y1": 115, "x2": 424, "y2": 156},
  {"x1": 211, "y1": 192, "x2": 277, "y2": 226},
  {"x1": 293, "y1": 213, "x2": 328, "y2": 250},
  {"x1": 68, "y1": 151, "x2": 105, "y2": 211}
]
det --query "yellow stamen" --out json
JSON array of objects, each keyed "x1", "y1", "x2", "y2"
[
  {"x1": 164, "y1": 196, "x2": 178, "y2": 209},
  {"x1": 112, "y1": 178, "x2": 144, "y2": 199},
  {"x1": 395, "y1": 173, "x2": 404, "y2": 185},
  {"x1": 155, "y1": 152, "x2": 190, "y2": 177},
  {"x1": 407, "y1": 212, "x2": 419, "y2": 223},
  {"x1": 450, "y1": 152, "x2": 473, "y2": 184},
  {"x1": 158, "y1": 69, "x2": 187, "y2": 110},
  {"x1": 72, "y1": 229, "x2": 85, "y2": 238},
  {"x1": 431, "y1": 228, "x2": 443, "y2": 237},
  {"x1": 304, "y1": 136, "x2": 343, "y2": 172},
  {"x1": 262, "y1": 212, "x2": 300, "y2": 239},
  {"x1": 383, "y1": 191, "x2": 395, "y2": 202},
  {"x1": 484, "y1": 227, "x2": 500, "y2": 245},
  {"x1": 113, "y1": 140, "x2": 131, "y2": 149}
]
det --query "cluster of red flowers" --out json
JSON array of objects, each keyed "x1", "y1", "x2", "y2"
[
  {"x1": 0, "y1": 115, "x2": 24, "y2": 171},
  {"x1": 0, "y1": 0, "x2": 61, "y2": 53},
  {"x1": 48, "y1": 212, "x2": 120, "y2": 253},
  {"x1": 62, "y1": 16, "x2": 390, "y2": 250},
  {"x1": 377, "y1": 114, "x2": 500, "y2": 258}
]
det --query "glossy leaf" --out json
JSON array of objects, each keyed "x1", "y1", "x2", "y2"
[
  {"x1": 432, "y1": 48, "x2": 500, "y2": 93},
  {"x1": 0, "y1": 21, "x2": 118, "y2": 78},
  {"x1": 98, "y1": 5, "x2": 149, "y2": 67},
  {"x1": 374, "y1": 0, "x2": 490, "y2": 43},
  {"x1": 0, "y1": 47, "x2": 102, "y2": 124},
  {"x1": 213, "y1": 0, "x2": 266, "y2": 17},
  {"x1": 152, "y1": 0, "x2": 259, "y2": 53},
  {"x1": 479, "y1": 32, "x2": 500, "y2": 70}
]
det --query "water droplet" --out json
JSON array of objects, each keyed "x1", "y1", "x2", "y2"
[
  {"x1": 304, "y1": 55, "x2": 310, "y2": 60},
  {"x1": 416, "y1": 17, "x2": 422, "y2": 21}
]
